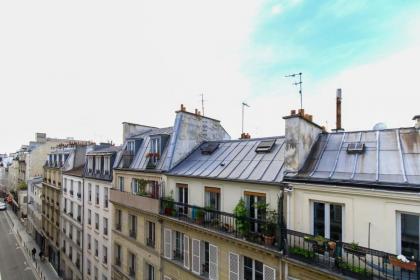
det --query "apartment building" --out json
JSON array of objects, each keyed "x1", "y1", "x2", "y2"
[
  {"x1": 62, "y1": 166, "x2": 85, "y2": 280},
  {"x1": 83, "y1": 145, "x2": 120, "y2": 280},
  {"x1": 162, "y1": 136, "x2": 288, "y2": 280},
  {"x1": 282, "y1": 114, "x2": 420, "y2": 279},
  {"x1": 42, "y1": 142, "x2": 92, "y2": 274},
  {"x1": 110, "y1": 107, "x2": 230, "y2": 280},
  {"x1": 27, "y1": 176, "x2": 44, "y2": 248}
]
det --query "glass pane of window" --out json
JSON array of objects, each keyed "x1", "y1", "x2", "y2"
[
  {"x1": 243, "y1": 256, "x2": 253, "y2": 280},
  {"x1": 314, "y1": 202, "x2": 325, "y2": 237},
  {"x1": 255, "y1": 259, "x2": 263, "y2": 280},
  {"x1": 330, "y1": 204, "x2": 342, "y2": 241},
  {"x1": 401, "y1": 213, "x2": 419, "y2": 260}
]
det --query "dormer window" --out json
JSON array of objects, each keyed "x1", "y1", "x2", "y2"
[
  {"x1": 255, "y1": 140, "x2": 276, "y2": 153},
  {"x1": 87, "y1": 156, "x2": 93, "y2": 173},
  {"x1": 150, "y1": 138, "x2": 161, "y2": 165},
  {"x1": 127, "y1": 141, "x2": 135, "y2": 152},
  {"x1": 104, "y1": 156, "x2": 110, "y2": 174},
  {"x1": 95, "y1": 156, "x2": 101, "y2": 174}
]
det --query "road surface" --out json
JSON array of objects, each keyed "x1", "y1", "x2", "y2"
[{"x1": 0, "y1": 210, "x2": 36, "y2": 280}]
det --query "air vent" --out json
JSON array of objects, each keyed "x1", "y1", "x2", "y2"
[
  {"x1": 347, "y1": 143, "x2": 365, "y2": 154},
  {"x1": 200, "y1": 143, "x2": 219, "y2": 155},
  {"x1": 255, "y1": 140, "x2": 276, "y2": 153}
]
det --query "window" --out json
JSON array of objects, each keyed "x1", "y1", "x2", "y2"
[
  {"x1": 76, "y1": 230, "x2": 81, "y2": 246},
  {"x1": 243, "y1": 256, "x2": 263, "y2": 280},
  {"x1": 88, "y1": 209, "x2": 91, "y2": 225},
  {"x1": 173, "y1": 231, "x2": 184, "y2": 262},
  {"x1": 129, "y1": 252, "x2": 136, "y2": 276},
  {"x1": 150, "y1": 138, "x2": 161, "y2": 164},
  {"x1": 95, "y1": 156, "x2": 101, "y2": 173},
  {"x1": 102, "y1": 275, "x2": 107, "y2": 280},
  {"x1": 88, "y1": 183, "x2": 92, "y2": 202},
  {"x1": 87, "y1": 234, "x2": 91, "y2": 250},
  {"x1": 146, "y1": 263, "x2": 155, "y2": 280},
  {"x1": 104, "y1": 188, "x2": 108, "y2": 208},
  {"x1": 103, "y1": 246, "x2": 108, "y2": 264},
  {"x1": 400, "y1": 213, "x2": 419, "y2": 260},
  {"x1": 115, "y1": 209, "x2": 122, "y2": 230},
  {"x1": 205, "y1": 187, "x2": 221, "y2": 221},
  {"x1": 64, "y1": 198, "x2": 67, "y2": 212},
  {"x1": 129, "y1": 214, "x2": 137, "y2": 238},
  {"x1": 313, "y1": 202, "x2": 342, "y2": 241},
  {"x1": 77, "y1": 205, "x2": 81, "y2": 221},
  {"x1": 118, "y1": 177, "x2": 124, "y2": 192},
  {"x1": 95, "y1": 213, "x2": 99, "y2": 230},
  {"x1": 104, "y1": 156, "x2": 110, "y2": 174},
  {"x1": 64, "y1": 178, "x2": 67, "y2": 191},
  {"x1": 115, "y1": 243, "x2": 121, "y2": 266},
  {"x1": 95, "y1": 185, "x2": 100, "y2": 205},
  {"x1": 94, "y1": 266, "x2": 98, "y2": 280},
  {"x1": 177, "y1": 184, "x2": 188, "y2": 215},
  {"x1": 87, "y1": 259, "x2": 91, "y2": 275},
  {"x1": 77, "y1": 182, "x2": 81, "y2": 198},
  {"x1": 70, "y1": 201, "x2": 74, "y2": 216},
  {"x1": 146, "y1": 221, "x2": 155, "y2": 248},
  {"x1": 95, "y1": 239, "x2": 99, "y2": 257},
  {"x1": 127, "y1": 141, "x2": 135, "y2": 152},
  {"x1": 103, "y1": 217, "x2": 108, "y2": 236},
  {"x1": 88, "y1": 156, "x2": 93, "y2": 172},
  {"x1": 70, "y1": 180, "x2": 74, "y2": 194},
  {"x1": 245, "y1": 192, "x2": 266, "y2": 233}
]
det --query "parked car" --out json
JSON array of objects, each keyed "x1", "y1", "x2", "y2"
[{"x1": 0, "y1": 202, "x2": 6, "y2": 210}]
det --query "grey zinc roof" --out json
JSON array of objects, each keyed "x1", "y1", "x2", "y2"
[
  {"x1": 288, "y1": 127, "x2": 420, "y2": 189},
  {"x1": 168, "y1": 136, "x2": 286, "y2": 185},
  {"x1": 87, "y1": 145, "x2": 122, "y2": 155}
]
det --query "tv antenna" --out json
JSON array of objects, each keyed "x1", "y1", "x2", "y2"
[
  {"x1": 242, "y1": 102, "x2": 250, "y2": 134},
  {"x1": 285, "y1": 72, "x2": 303, "y2": 110}
]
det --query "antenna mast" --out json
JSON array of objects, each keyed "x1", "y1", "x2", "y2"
[
  {"x1": 285, "y1": 72, "x2": 303, "y2": 110},
  {"x1": 201, "y1": 93, "x2": 205, "y2": 116}
]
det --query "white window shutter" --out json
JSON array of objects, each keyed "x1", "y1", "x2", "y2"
[
  {"x1": 263, "y1": 264, "x2": 276, "y2": 280},
  {"x1": 164, "y1": 228, "x2": 172, "y2": 259},
  {"x1": 209, "y1": 244, "x2": 218, "y2": 280},
  {"x1": 191, "y1": 239, "x2": 201, "y2": 275},
  {"x1": 229, "y1": 252, "x2": 239, "y2": 280},
  {"x1": 183, "y1": 235, "x2": 190, "y2": 269}
]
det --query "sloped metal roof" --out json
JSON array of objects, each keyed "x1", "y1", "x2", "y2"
[
  {"x1": 115, "y1": 127, "x2": 174, "y2": 171},
  {"x1": 288, "y1": 127, "x2": 420, "y2": 189},
  {"x1": 168, "y1": 136, "x2": 286, "y2": 185}
]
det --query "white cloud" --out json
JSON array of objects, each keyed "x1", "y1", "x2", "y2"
[{"x1": 271, "y1": 4, "x2": 284, "y2": 15}]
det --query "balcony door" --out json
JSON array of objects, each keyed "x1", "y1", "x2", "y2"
[
  {"x1": 399, "y1": 213, "x2": 419, "y2": 260},
  {"x1": 244, "y1": 192, "x2": 266, "y2": 233},
  {"x1": 205, "y1": 187, "x2": 221, "y2": 221},
  {"x1": 177, "y1": 184, "x2": 188, "y2": 215},
  {"x1": 313, "y1": 201, "x2": 342, "y2": 241}
]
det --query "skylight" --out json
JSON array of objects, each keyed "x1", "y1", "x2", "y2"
[
  {"x1": 346, "y1": 143, "x2": 365, "y2": 154},
  {"x1": 255, "y1": 140, "x2": 276, "y2": 153}
]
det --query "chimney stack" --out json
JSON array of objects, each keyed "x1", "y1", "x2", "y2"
[
  {"x1": 336, "y1": 88, "x2": 342, "y2": 130},
  {"x1": 413, "y1": 115, "x2": 420, "y2": 129}
]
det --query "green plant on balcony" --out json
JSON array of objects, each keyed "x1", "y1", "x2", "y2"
[
  {"x1": 289, "y1": 247, "x2": 315, "y2": 259},
  {"x1": 262, "y1": 209, "x2": 278, "y2": 246},
  {"x1": 304, "y1": 235, "x2": 327, "y2": 254},
  {"x1": 234, "y1": 198, "x2": 250, "y2": 238},
  {"x1": 18, "y1": 181, "x2": 27, "y2": 190},
  {"x1": 343, "y1": 241, "x2": 366, "y2": 257},
  {"x1": 162, "y1": 191, "x2": 175, "y2": 215},
  {"x1": 194, "y1": 207, "x2": 205, "y2": 224},
  {"x1": 338, "y1": 259, "x2": 371, "y2": 276}
]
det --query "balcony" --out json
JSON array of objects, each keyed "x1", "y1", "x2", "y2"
[
  {"x1": 286, "y1": 230, "x2": 420, "y2": 279},
  {"x1": 160, "y1": 200, "x2": 278, "y2": 250},
  {"x1": 129, "y1": 230, "x2": 137, "y2": 239},
  {"x1": 110, "y1": 189, "x2": 160, "y2": 214},
  {"x1": 146, "y1": 238, "x2": 155, "y2": 248},
  {"x1": 85, "y1": 168, "x2": 112, "y2": 181}
]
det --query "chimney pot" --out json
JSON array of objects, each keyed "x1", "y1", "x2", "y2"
[
  {"x1": 298, "y1": 109, "x2": 305, "y2": 116},
  {"x1": 291, "y1": 110, "x2": 296, "y2": 115},
  {"x1": 413, "y1": 115, "x2": 420, "y2": 129},
  {"x1": 180, "y1": 104, "x2": 186, "y2": 111},
  {"x1": 336, "y1": 88, "x2": 342, "y2": 131},
  {"x1": 195, "y1": 109, "x2": 198, "y2": 114}
]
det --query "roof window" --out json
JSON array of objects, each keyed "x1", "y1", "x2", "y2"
[
  {"x1": 255, "y1": 140, "x2": 276, "y2": 153},
  {"x1": 346, "y1": 143, "x2": 365, "y2": 154},
  {"x1": 200, "y1": 143, "x2": 219, "y2": 155}
]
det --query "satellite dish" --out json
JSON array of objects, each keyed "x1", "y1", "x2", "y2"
[{"x1": 373, "y1": 122, "x2": 387, "y2": 130}]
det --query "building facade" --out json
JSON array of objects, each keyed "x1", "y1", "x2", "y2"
[
  {"x1": 27, "y1": 177, "x2": 45, "y2": 249},
  {"x1": 110, "y1": 107, "x2": 230, "y2": 280},
  {"x1": 83, "y1": 145, "x2": 120, "y2": 280}
]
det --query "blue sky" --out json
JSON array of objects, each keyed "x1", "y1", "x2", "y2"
[{"x1": 244, "y1": 0, "x2": 420, "y2": 94}]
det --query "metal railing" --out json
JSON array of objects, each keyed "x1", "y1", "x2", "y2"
[
  {"x1": 286, "y1": 230, "x2": 420, "y2": 279},
  {"x1": 160, "y1": 200, "x2": 278, "y2": 249}
]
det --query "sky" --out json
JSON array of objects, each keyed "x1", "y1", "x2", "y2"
[{"x1": 1, "y1": 0, "x2": 420, "y2": 153}]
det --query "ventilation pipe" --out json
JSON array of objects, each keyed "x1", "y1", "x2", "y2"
[{"x1": 333, "y1": 89, "x2": 344, "y2": 132}]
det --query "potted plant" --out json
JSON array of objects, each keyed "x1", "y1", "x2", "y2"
[
  {"x1": 195, "y1": 208, "x2": 205, "y2": 224},
  {"x1": 304, "y1": 235, "x2": 327, "y2": 254},
  {"x1": 262, "y1": 209, "x2": 277, "y2": 246},
  {"x1": 343, "y1": 242, "x2": 366, "y2": 258},
  {"x1": 234, "y1": 198, "x2": 249, "y2": 238},
  {"x1": 162, "y1": 195, "x2": 175, "y2": 216},
  {"x1": 389, "y1": 255, "x2": 417, "y2": 271}
]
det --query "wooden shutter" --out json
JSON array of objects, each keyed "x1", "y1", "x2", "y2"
[
  {"x1": 263, "y1": 264, "x2": 276, "y2": 280},
  {"x1": 164, "y1": 228, "x2": 172, "y2": 259},
  {"x1": 229, "y1": 252, "x2": 239, "y2": 280},
  {"x1": 183, "y1": 235, "x2": 190, "y2": 269},
  {"x1": 191, "y1": 239, "x2": 201, "y2": 275},
  {"x1": 209, "y1": 244, "x2": 218, "y2": 280}
]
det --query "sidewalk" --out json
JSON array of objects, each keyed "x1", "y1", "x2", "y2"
[{"x1": 5, "y1": 206, "x2": 60, "y2": 280}]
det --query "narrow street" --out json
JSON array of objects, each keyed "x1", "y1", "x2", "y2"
[{"x1": 0, "y1": 210, "x2": 36, "y2": 280}]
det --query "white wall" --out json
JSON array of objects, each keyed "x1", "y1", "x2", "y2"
[{"x1": 288, "y1": 182, "x2": 420, "y2": 255}]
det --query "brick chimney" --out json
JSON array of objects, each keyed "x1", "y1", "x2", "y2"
[
  {"x1": 283, "y1": 109, "x2": 323, "y2": 173},
  {"x1": 332, "y1": 89, "x2": 344, "y2": 132}
]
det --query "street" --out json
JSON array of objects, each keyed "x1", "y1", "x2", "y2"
[{"x1": 0, "y1": 210, "x2": 36, "y2": 280}]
